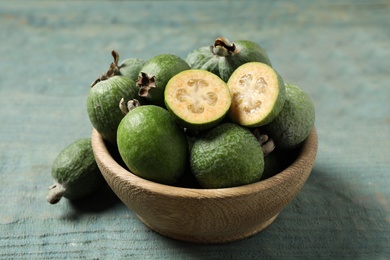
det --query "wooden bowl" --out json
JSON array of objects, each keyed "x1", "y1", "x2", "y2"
[{"x1": 91, "y1": 127, "x2": 318, "y2": 244}]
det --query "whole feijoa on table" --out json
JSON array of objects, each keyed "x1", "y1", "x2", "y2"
[
  {"x1": 185, "y1": 36, "x2": 272, "y2": 82},
  {"x1": 164, "y1": 69, "x2": 231, "y2": 132},
  {"x1": 263, "y1": 83, "x2": 315, "y2": 150},
  {"x1": 117, "y1": 105, "x2": 189, "y2": 185},
  {"x1": 190, "y1": 123, "x2": 264, "y2": 189},
  {"x1": 227, "y1": 62, "x2": 286, "y2": 128},
  {"x1": 47, "y1": 138, "x2": 105, "y2": 204},
  {"x1": 87, "y1": 51, "x2": 139, "y2": 146},
  {"x1": 137, "y1": 54, "x2": 190, "y2": 108}
]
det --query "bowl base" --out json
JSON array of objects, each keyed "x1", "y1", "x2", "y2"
[{"x1": 136, "y1": 213, "x2": 279, "y2": 244}]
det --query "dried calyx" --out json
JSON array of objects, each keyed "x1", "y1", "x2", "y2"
[
  {"x1": 211, "y1": 37, "x2": 238, "y2": 57},
  {"x1": 119, "y1": 98, "x2": 141, "y2": 115},
  {"x1": 136, "y1": 72, "x2": 156, "y2": 97},
  {"x1": 90, "y1": 50, "x2": 121, "y2": 88},
  {"x1": 253, "y1": 129, "x2": 275, "y2": 156}
]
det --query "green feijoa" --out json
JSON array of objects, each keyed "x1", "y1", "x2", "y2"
[
  {"x1": 190, "y1": 123, "x2": 264, "y2": 189},
  {"x1": 227, "y1": 62, "x2": 286, "y2": 127},
  {"x1": 117, "y1": 105, "x2": 189, "y2": 185},
  {"x1": 137, "y1": 54, "x2": 190, "y2": 108},
  {"x1": 47, "y1": 138, "x2": 105, "y2": 204},
  {"x1": 87, "y1": 50, "x2": 139, "y2": 146},
  {"x1": 264, "y1": 83, "x2": 315, "y2": 150},
  {"x1": 118, "y1": 58, "x2": 146, "y2": 83},
  {"x1": 185, "y1": 36, "x2": 272, "y2": 82},
  {"x1": 164, "y1": 69, "x2": 231, "y2": 132}
]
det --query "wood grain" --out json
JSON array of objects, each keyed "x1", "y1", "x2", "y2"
[{"x1": 91, "y1": 127, "x2": 318, "y2": 244}]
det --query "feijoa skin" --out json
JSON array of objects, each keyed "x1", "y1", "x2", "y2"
[
  {"x1": 117, "y1": 105, "x2": 189, "y2": 185},
  {"x1": 137, "y1": 54, "x2": 190, "y2": 108},
  {"x1": 119, "y1": 58, "x2": 146, "y2": 83},
  {"x1": 47, "y1": 138, "x2": 105, "y2": 204},
  {"x1": 87, "y1": 75, "x2": 138, "y2": 146},
  {"x1": 227, "y1": 62, "x2": 286, "y2": 128},
  {"x1": 164, "y1": 69, "x2": 231, "y2": 132},
  {"x1": 185, "y1": 36, "x2": 272, "y2": 82},
  {"x1": 264, "y1": 83, "x2": 315, "y2": 150},
  {"x1": 190, "y1": 123, "x2": 264, "y2": 189}
]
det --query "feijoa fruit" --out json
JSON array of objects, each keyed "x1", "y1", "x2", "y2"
[
  {"x1": 117, "y1": 105, "x2": 189, "y2": 184},
  {"x1": 137, "y1": 54, "x2": 190, "y2": 107},
  {"x1": 87, "y1": 51, "x2": 139, "y2": 146},
  {"x1": 47, "y1": 138, "x2": 105, "y2": 204},
  {"x1": 264, "y1": 83, "x2": 315, "y2": 150},
  {"x1": 185, "y1": 36, "x2": 272, "y2": 82},
  {"x1": 227, "y1": 62, "x2": 286, "y2": 127},
  {"x1": 164, "y1": 69, "x2": 231, "y2": 132},
  {"x1": 190, "y1": 123, "x2": 264, "y2": 189}
]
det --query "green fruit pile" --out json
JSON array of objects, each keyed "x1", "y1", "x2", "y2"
[{"x1": 48, "y1": 36, "x2": 316, "y2": 202}]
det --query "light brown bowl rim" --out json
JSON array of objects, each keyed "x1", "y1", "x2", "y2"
[{"x1": 92, "y1": 127, "x2": 318, "y2": 199}]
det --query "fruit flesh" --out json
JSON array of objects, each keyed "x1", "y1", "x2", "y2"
[
  {"x1": 165, "y1": 70, "x2": 231, "y2": 130},
  {"x1": 228, "y1": 62, "x2": 285, "y2": 127}
]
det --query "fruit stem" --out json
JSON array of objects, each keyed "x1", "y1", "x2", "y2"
[
  {"x1": 211, "y1": 36, "x2": 237, "y2": 57},
  {"x1": 253, "y1": 129, "x2": 275, "y2": 156},
  {"x1": 47, "y1": 183, "x2": 66, "y2": 204},
  {"x1": 90, "y1": 50, "x2": 121, "y2": 88}
]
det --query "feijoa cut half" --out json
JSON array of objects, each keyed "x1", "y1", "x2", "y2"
[
  {"x1": 164, "y1": 69, "x2": 231, "y2": 131},
  {"x1": 227, "y1": 62, "x2": 286, "y2": 127}
]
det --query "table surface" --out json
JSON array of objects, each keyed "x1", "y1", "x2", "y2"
[{"x1": 1, "y1": 1, "x2": 389, "y2": 259}]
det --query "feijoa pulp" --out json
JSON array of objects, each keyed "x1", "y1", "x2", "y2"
[
  {"x1": 164, "y1": 69, "x2": 231, "y2": 132},
  {"x1": 227, "y1": 62, "x2": 286, "y2": 127}
]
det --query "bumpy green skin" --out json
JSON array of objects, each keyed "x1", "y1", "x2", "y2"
[
  {"x1": 190, "y1": 123, "x2": 264, "y2": 189},
  {"x1": 87, "y1": 76, "x2": 137, "y2": 146},
  {"x1": 51, "y1": 138, "x2": 104, "y2": 200},
  {"x1": 138, "y1": 54, "x2": 190, "y2": 107},
  {"x1": 185, "y1": 40, "x2": 272, "y2": 82},
  {"x1": 264, "y1": 83, "x2": 315, "y2": 150},
  {"x1": 117, "y1": 105, "x2": 189, "y2": 185},
  {"x1": 119, "y1": 58, "x2": 146, "y2": 82}
]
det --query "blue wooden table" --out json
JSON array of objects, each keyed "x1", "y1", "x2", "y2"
[{"x1": 1, "y1": 1, "x2": 389, "y2": 259}]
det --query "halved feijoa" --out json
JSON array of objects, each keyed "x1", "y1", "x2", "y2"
[
  {"x1": 227, "y1": 62, "x2": 286, "y2": 127},
  {"x1": 164, "y1": 69, "x2": 231, "y2": 131}
]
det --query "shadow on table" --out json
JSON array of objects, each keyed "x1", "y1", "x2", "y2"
[
  {"x1": 154, "y1": 166, "x2": 389, "y2": 259},
  {"x1": 61, "y1": 183, "x2": 122, "y2": 220}
]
